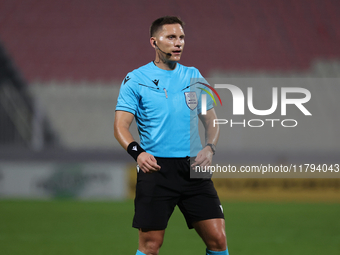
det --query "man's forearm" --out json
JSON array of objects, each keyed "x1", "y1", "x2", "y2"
[
  {"x1": 114, "y1": 125, "x2": 135, "y2": 150},
  {"x1": 200, "y1": 108, "x2": 220, "y2": 146},
  {"x1": 205, "y1": 121, "x2": 219, "y2": 146}
]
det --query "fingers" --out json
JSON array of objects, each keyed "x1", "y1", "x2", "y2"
[
  {"x1": 191, "y1": 148, "x2": 213, "y2": 168},
  {"x1": 192, "y1": 157, "x2": 210, "y2": 168},
  {"x1": 148, "y1": 155, "x2": 161, "y2": 172},
  {"x1": 137, "y1": 152, "x2": 161, "y2": 173},
  {"x1": 191, "y1": 154, "x2": 203, "y2": 167}
]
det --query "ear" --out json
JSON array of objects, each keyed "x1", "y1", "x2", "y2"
[{"x1": 150, "y1": 37, "x2": 157, "y2": 49}]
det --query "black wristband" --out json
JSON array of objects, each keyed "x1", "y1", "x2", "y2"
[{"x1": 127, "y1": 141, "x2": 145, "y2": 161}]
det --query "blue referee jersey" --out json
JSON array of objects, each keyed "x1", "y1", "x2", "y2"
[{"x1": 116, "y1": 62, "x2": 213, "y2": 158}]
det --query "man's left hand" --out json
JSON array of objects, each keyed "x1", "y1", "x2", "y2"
[{"x1": 191, "y1": 146, "x2": 214, "y2": 168}]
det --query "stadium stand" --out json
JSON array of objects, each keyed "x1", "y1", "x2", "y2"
[{"x1": 0, "y1": 0, "x2": 339, "y2": 82}]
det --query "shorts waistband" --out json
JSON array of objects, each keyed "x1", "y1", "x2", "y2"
[{"x1": 154, "y1": 156, "x2": 196, "y2": 161}]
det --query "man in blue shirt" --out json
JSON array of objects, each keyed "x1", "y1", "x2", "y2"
[{"x1": 114, "y1": 16, "x2": 229, "y2": 255}]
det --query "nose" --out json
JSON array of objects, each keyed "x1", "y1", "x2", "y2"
[{"x1": 175, "y1": 38, "x2": 184, "y2": 47}]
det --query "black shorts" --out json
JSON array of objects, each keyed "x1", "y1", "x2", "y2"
[{"x1": 132, "y1": 157, "x2": 224, "y2": 230}]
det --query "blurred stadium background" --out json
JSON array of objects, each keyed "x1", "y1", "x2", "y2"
[{"x1": 0, "y1": 0, "x2": 340, "y2": 254}]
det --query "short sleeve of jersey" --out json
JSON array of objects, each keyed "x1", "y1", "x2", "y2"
[
  {"x1": 115, "y1": 73, "x2": 140, "y2": 115},
  {"x1": 193, "y1": 70, "x2": 214, "y2": 115}
]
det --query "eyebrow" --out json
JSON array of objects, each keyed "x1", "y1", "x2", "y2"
[{"x1": 167, "y1": 34, "x2": 185, "y2": 37}]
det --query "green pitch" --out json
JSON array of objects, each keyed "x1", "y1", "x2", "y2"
[{"x1": 0, "y1": 200, "x2": 339, "y2": 255}]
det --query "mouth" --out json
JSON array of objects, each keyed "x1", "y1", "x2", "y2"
[{"x1": 172, "y1": 50, "x2": 182, "y2": 55}]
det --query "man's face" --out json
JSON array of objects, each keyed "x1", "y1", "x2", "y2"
[{"x1": 155, "y1": 23, "x2": 185, "y2": 61}]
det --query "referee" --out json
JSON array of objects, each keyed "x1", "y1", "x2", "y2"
[{"x1": 114, "y1": 16, "x2": 229, "y2": 255}]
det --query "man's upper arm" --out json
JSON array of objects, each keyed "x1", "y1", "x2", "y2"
[
  {"x1": 196, "y1": 79, "x2": 214, "y2": 115},
  {"x1": 115, "y1": 110, "x2": 135, "y2": 129},
  {"x1": 199, "y1": 108, "x2": 217, "y2": 127},
  {"x1": 115, "y1": 73, "x2": 139, "y2": 115},
  {"x1": 114, "y1": 110, "x2": 135, "y2": 149}
]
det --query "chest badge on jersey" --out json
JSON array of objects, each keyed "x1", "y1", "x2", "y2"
[{"x1": 184, "y1": 92, "x2": 198, "y2": 110}]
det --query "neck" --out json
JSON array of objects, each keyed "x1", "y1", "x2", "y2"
[{"x1": 154, "y1": 53, "x2": 177, "y2": 70}]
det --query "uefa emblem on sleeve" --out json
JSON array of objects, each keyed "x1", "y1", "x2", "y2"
[{"x1": 184, "y1": 92, "x2": 198, "y2": 110}]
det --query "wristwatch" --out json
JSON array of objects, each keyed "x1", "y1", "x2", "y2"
[{"x1": 205, "y1": 143, "x2": 216, "y2": 155}]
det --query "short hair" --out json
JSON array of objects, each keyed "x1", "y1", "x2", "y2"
[{"x1": 150, "y1": 16, "x2": 184, "y2": 37}]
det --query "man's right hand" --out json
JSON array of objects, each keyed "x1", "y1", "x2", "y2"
[{"x1": 137, "y1": 152, "x2": 161, "y2": 173}]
